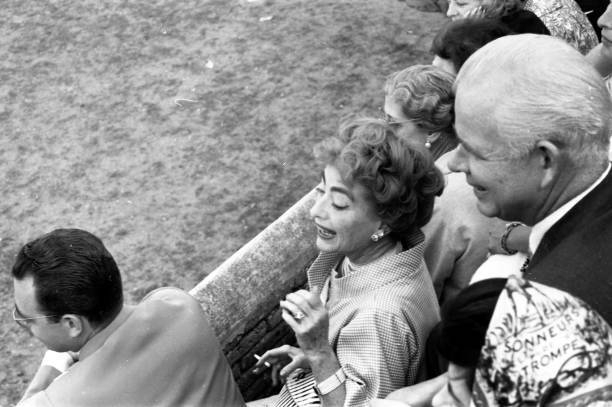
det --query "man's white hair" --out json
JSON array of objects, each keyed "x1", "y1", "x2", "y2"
[{"x1": 455, "y1": 34, "x2": 611, "y2": 165}]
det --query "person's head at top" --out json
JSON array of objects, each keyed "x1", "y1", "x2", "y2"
[
  {"x1": 383, "y1": 65, "x2": 456, "y2": 161},
  {"x1": 446, "y1": 0, "x2": 523, "y2": 21},
  {"x1": 431, "y1": 18, "x2": 514, "y2": 76},
  {"x1": 311, "y1": 116, "x2": 444, "y2": 264},
  {"x1": 12, "y1": 228, "x2": 123, "y2": 352},
  {"x1": 448, "y1": 34, "x2": 611, "y2": 225},
  {"x1": 445, "y1": 0, "x2": 549, "y2": 36},
  {"x1": 599, "y1": 2, "x2": 612, "y2": 60},
  {"x1": 585, "y1": 2, "x2": 612, "y2": 78}
]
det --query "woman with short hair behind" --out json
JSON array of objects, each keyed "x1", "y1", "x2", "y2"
[
  {"x1": 430, "y1": 17, "x2": 540, "y2": 75},
  {"x1": 253, "y1": 117, "x2": 443, "y2": 407},
  {"x1": 383, "y1": 65, "x2": 457, "y2": 158},
  {"x1": 384, "y1": 65, "x2": 506, "y2": 305}
]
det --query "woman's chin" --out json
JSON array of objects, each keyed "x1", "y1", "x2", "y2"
[{"x1": 315, "y1": 237, "x2": 337, "y2": 252}]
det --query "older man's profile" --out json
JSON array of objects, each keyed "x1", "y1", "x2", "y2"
[{"x1": 448, "y1": 33, "x2": 612, "y2": 323}]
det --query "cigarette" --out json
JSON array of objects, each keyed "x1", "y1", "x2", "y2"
[{"x1": 254, "y1": 354, "x2": 271, "y2": 368}]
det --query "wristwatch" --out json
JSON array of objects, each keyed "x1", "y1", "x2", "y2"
[
  {"x1": 500, "y1": 222, "x2": 523, "y2": 255},
  {"x1": 313, "y1": 368, "x2": 347, "y2": 396}
]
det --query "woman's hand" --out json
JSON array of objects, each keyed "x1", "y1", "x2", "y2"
[
  {"x1": 281, "y1": 288, "x2": 346, "y2": 405},
  {"x1": 280, "y1": 288, "x2": 334, "y2": 360},
  {"x1": 253, "y1": 345, "x2": 308, "y2": 386}
]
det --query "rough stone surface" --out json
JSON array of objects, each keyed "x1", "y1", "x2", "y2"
[{"x1": 190, "y1": 190, "x2": 318, "y2": 399}]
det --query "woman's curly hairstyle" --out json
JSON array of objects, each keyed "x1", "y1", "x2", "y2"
[
  {"x1": 384, "y1": 65, "x2": 456, "y2": 145},
  {"x1": 314, "y1": 117, "x2": 444, "y2": 239}
]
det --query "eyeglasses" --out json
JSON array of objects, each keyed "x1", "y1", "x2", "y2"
[
  {"x1": 384, "y1": 113, "x2": 412, "y2": 125},
  {"x1": 12, "y1": 307, "x2": 59, "y2": 329},
  {"x1": 383, "y1": 113, "x2": 421, "y2": 131},
  {"x1": 538, "y1": 349, "x2": 609, "y2": 406},
  {"x1": 555, "y1": 349, "x2": 608, "y2": 389}
]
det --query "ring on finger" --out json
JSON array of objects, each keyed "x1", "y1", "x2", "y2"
[{"x1": 293, "y1": 311, "x2": 305, "y2": 320}]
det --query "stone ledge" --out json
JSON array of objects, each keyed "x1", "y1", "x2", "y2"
[{"x1": 190, "y1": 189, "x2": 319, "y2": 399}]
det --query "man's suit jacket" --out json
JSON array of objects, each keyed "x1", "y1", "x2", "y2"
[
  {"x1": 21, "y1": 288, "x2": 245, "y2": 407},
  {"x1": 525, "y1": 169, "x2": 612, "y2": 324}
]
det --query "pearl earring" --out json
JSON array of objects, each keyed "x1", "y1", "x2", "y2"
[
  {"x1": 370, "y1": 231, "x2": 384, "y2": 242},
  {"x1": 425, "y1": 133, "x2": 433, "y2": 149}
]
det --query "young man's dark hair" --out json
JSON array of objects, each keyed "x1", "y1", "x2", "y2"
[
  {"x1": 13, "y1": 228, "x2": 245, "y2": 406},
  {"x1": 12, "y1": 228, "x2": 123, "y2": 325},
  {"x1": 431, "y1": 15, "x2": 549, "y2": 73},
  {"x1": 432, "y1": 18, "x2": 514, "y2": 74}
]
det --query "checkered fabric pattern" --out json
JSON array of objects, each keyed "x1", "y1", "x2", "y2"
[{"x1": 275, "y1": 236, "x2": 440, "y2": 407}]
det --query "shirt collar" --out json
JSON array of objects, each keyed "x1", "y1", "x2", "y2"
[{"x1": 529, "y1": 163, "x2": 611, "y2": 254}]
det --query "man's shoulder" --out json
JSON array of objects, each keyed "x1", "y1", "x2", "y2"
[
  {"x1": 140, "y1": 287, "x2": 202, "y2": 313},
  {"x1": 135, "y1": 287, "x2": 208, "y2": 329},
  {"x1": 142, "y1": 286, "x2": 193, "y2": 302},
  {"x1": 528, "y1": 181, "x2": 612, "y2": 323},
  {"x1": 17, "y1": 391, "x2": 53, "y2": 407},
  {"x1": 547, "y1": 169, "x2": 612, "y2": 240}
]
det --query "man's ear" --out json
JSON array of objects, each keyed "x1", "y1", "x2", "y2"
[
  {"x1": 59, "y1": 314, "x2": 85, "y2": 338},
  {"x1": 535, "y1": 140, "x2": 561, "y2": 189}
]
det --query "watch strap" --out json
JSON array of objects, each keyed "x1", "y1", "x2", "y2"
[
  {"x1": 313, "y1": 368, "x2": 347, "y2": 396},
  {"x1": 500, "y1": 222, "x2": 523, "y2": 255}
]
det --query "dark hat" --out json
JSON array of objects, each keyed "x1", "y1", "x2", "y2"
[{"x1": 431, "y1": 278, "x2": 507, "y2": 368}]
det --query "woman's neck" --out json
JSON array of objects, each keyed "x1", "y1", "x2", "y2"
[{"x1": 345, "y1": 236, "x2": 397, "y2": 266}]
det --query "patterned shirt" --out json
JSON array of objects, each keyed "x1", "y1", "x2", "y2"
[
  {"x1": 525, "y1": 0, "x2": 598, "y2": 54},
  {"x1": 275, "y1": 238, "x2": 440, "y2": 407}
]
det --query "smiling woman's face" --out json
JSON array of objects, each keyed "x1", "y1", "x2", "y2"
[
  {"x1": 446, "y1": 0, "x2": 484, "y2": 20},
  {"x1": 309, "y1": 165, "x2": 382, "y2": 262}
]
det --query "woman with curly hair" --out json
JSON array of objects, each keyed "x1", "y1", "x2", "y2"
[
  {"x1": 253, "y1": 117, "x2": 444, "y2": 407},
  {"x1": 446, "y1": 0, "x2": 598, "y2": 54},
  {"x1": 383, "y1": 65, "x2": 457, "y2": 160},
  {"x1": 384, "y1": 65, "x2": 505, "y2": 305}
]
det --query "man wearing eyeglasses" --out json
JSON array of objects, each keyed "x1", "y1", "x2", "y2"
[{"x1": 13, "y1": 228, "x2": 245, "y2": 407}]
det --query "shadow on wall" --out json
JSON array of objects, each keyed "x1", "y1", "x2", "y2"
[{"x1": 190, "y1": 189, "x2": 319, "y2": 401}]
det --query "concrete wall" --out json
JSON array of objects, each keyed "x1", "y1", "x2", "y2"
[{"x1": 190, "y1": 189, "x2": 319, "y2": 400}]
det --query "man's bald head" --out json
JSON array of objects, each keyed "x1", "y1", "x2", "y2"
[{"x1": 455, "y1": 34, "x2": 611, "y2": 163}]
